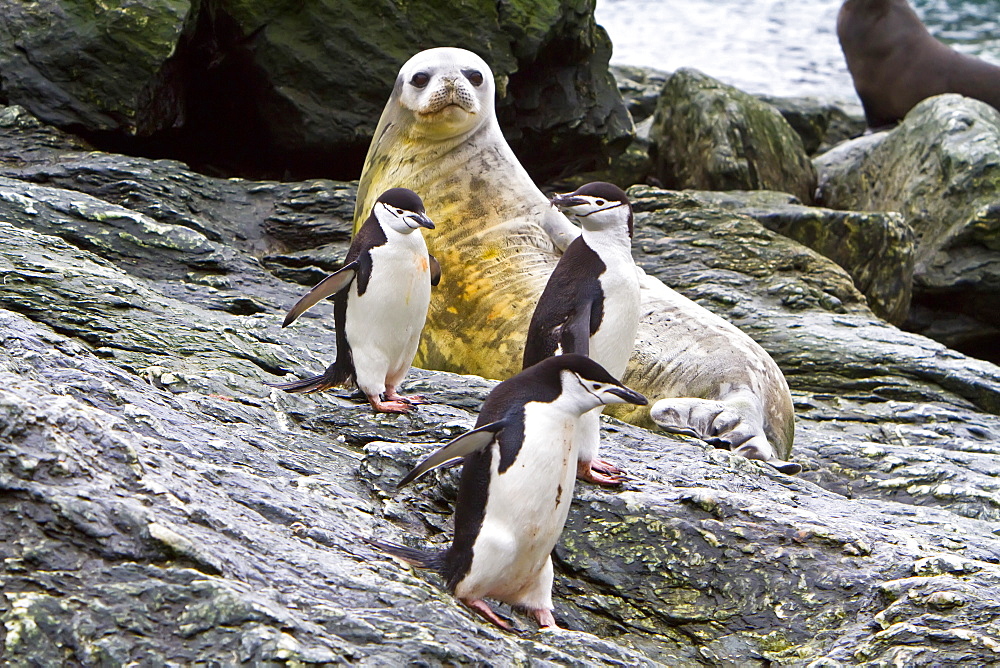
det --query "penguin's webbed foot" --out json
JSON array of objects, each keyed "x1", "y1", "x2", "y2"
[
  {"x1": 591, "y1": 458, "x2": 621, "y2": 475},
  {"x1": 531, "y1": 608, "x2": 558, "y2": 629},
  {"x1": 577, "y1": 459, "x2": 622, "y2": 486},
  {"x1": 368, "y1": 396, "x2": 417, "y2": 414},
  {"x1": 462, "y1": 598, "x2": 512, "y2": 630},
  {"x1": 385, "y1": 389, "x2": 427, "y2": 405}
]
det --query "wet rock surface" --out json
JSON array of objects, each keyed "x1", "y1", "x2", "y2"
[
  {"x1": 814, "y1": 95, "x2": 1000, "y2": 364},
  {"x1": 1, "y1": 107, "x2": 1000, "y2": 666},
  {"x1": 650, "y1": 69, "x2": 817, "y2": 203},
  {"x1": 0, "y1": 0, "x2": 630, "y2": 182},
  {"x1": 674, "y1": 189, "x2": 915, "y2": 325}
]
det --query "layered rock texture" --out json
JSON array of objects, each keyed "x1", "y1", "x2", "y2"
[
  {"x1": 2, "y1": 105, "x2": 1000, "y2": 665},
  {"x1": 650, "y1": 69, "x2": 817, "y2": 203},
  {"x1": 2, "y1": 3, "x2": 1000, "y2": 664},
  {"x1": 0, "y1": 0, "x2": 631, "y2": 182},
  {"x1": 815, "y1": 95, "x2": 1000, "y2": 363}
]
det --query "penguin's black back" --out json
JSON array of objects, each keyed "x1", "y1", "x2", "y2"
[{"x1": 522, "y1": 236, "x2": 605, "y2": 369}]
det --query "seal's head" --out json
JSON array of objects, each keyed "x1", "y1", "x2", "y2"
[{"x1": 394, "y1": 47, "x2": 495, "y2": 139}]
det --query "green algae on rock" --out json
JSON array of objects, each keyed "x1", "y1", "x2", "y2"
[
  {"x1": 2, "y1": 106, "x2": 1000, "y2": 665},
  {"x1": 650, "y1": 68, "x2": 817, "y2": 204},
  {"x1": 814, "y1": 94, "x2": 1000, "y2": 362}
]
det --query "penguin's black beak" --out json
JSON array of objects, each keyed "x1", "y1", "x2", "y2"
[
  {"x1": 609, "y1": 386, "x2": 648, "y2": 406},
  {"x1": 550, "y1": 193, "x2": 587, "y2": 209},
  {"x1": 408, "y1": 212, "x2": 435, "y2": 230}
]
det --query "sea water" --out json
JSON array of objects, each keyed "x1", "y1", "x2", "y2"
[{"x1": 595, "y1": 0, "x2": 1000, "y2": 107}]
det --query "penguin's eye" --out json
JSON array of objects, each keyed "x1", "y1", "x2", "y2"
[
  {"x1": 595, "y1": 200, "x2": 606, "y2": 206},
  {"x1": 463, "y1": 69, "x2": 484, "y2": 86},
  {"x1": 592, "y1": 383, "x2": 601, "y2": 390},
  {"x1": 395, "y1": 208, "x2": 404, "y2": 215},
  {"x1": 411, "y1": 72, "x2": 430, "y2": 88}
]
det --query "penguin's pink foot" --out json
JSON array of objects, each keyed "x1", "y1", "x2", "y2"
[
  {"x1": 577, "y1": 459, "x2": 622, "y2": 486},
  {"x1": 368, "y1": 396, "x2": 416, "y2": 414},
  {"x1": 531, "y1": 608, "x2": 558, "y2": 629},
  {"x1": 591, "y1": 458, "x2": 621, "y2": 475},
  {"x1": 463, "y1": 598, "x2": 511, "y2": 630},
  {"x1": 385, "y1": 389, "x2": 426, "y2": 405}
]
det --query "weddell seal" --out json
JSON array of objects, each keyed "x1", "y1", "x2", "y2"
[
  {"x1": 838, "y1": 0, "x2": 1000, "y2": 128},
  {"x1": 367, "y1": 354, "x2": 647, "y2": 630},
  {"x1": 355, "y1": 47, "x2": 799, "y2": 473},
  {"x1": 270, "y1": 188, "x2": 439, "y2": 413}
]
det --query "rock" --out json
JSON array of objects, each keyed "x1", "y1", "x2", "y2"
[
  {"x1": 814, "y1": 94, "x2": 1000, "y2": 363},
  {"x1": 757, "y1": 94, "x2": 866, "y2": 155},
  {"x1": 650, "y1": 68, "x2": 817, "y2": 203},
  {"x1": 677, "y1": 189, "x2": 915, "y2": 324},
  {"x1": 610, "y1": 64, "x2": 671, "y2": 124},
  {"x1": 3, "y1": 108, "x2": 1000, "y2": 664},
  {"x1": 0, "y1": 0, "x2": 189, "y2": 132},
  {"x1": 0, "y1": 0, "x2": 630, "y2": 182}
]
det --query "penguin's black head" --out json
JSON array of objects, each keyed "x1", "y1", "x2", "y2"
[
  {"x1": 374, "y1": 188, "x2": 436, "y2": 233},
  {"x1": 530, "y1": 354, "x2": 647, "y2": 412},
  {"x1": 550, "y1": 181, "x2": 634, "y2": 238}
]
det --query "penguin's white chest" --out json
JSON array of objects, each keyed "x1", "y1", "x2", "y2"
[
  {"x1": 591, "y1": 260, "x2": 641, "y2": 376},
  {"x1": 345, "y1": 234, "x2": 431, "y2": 382},
  {"x1": 458, "y1": 403, "x2": 579, "y2": 604}
]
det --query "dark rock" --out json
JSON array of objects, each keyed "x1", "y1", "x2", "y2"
[
  {"x1": 610, "y1": 64, "x2": 671, "y2": 124},
  {"x1": 3, "y1": 108, "x2": 1000, "y2": 665},
  {"x1": 677, "y1": 189, "x2": 915, "y2": 324},
  {"x1": 814, "y1": 94, "x2": 1000, "y2": 364},
  {"x1": 757, "y1": 94, "x2": 867, "y2": 155},
  {"x1": 650, "y1": 69, "x2": 818, "y2": 203},
  {"x1": 0, "y1": 0, "x2": 631, "y2": 182}
]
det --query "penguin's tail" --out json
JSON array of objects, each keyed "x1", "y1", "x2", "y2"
[
  {"x1": 266, "y1": 364, "x2": 350, "y2": 394},
  {"x1": 364, "y1": 537, "x2": 445, "y2": 570}
]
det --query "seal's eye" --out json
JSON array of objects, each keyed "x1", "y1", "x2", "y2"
[
  {"x1": 411, "y1": 72, "x2": 430, "y2": 88},
  {"x1": 463, "y1": 69, "x2": 484, "y2": 86}
]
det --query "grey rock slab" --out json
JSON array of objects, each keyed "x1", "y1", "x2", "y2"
[
  {"x1": 682, "y1": 189, "x2": 915, "y2": 324},
  {"x1": 2, "y1": 107, "x2": 1000, "y2": 664},
  {"x1": 628, "y1": 185, "x2": 1000, "y2": 418},
  {"x1": 650, "y1": 68, "x2": 817, "y2": 203},
  {"x1": 814, "y1": 94, "x2": 1000, "y2": 361},
  {"x1": 0, "y1": 304, "x2": 653, "y2": 665}
]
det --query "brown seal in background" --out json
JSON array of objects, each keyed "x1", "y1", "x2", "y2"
[{"x1": 838, "y1": 0, "x2": 1000, "y2": 128}]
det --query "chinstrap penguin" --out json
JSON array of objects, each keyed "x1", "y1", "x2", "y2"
[
  {"x1": 269, "y1": 187, "x2": 440, "y2": 413},
  {"x1": 522, "y1": 182, "x2": 641, "y2": 485},
  {"x1": 366, "y1": 354, "x2": 647, "y2": 630}
]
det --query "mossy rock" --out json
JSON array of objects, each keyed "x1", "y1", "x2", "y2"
[
  {"x1": 650, "y1": 68, "x2": 817, "y2": 203},
  {"x1": 814, "y1": 94, "x2": 1000, "y2": 361}
]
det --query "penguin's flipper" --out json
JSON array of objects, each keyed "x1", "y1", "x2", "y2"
[
  {"x1": 559, "y1": 304, "x2": 592, "y2": 357},
  {"x1": 397, "y1": 420, "x2": 506, "y2": 488},
  {"x1": 282, "y1": 261, "x2": 359, "y2": 327},
  {"x1": 363, "y1": 537, "x2": 445, "y2": 569},
  {"x1": 429, "y1": 254, "x2": 442, "y2": 287}
]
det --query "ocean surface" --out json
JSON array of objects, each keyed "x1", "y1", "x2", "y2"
[{"x1": 594, "y1": 0, "x2": 1000, "y2": 107}]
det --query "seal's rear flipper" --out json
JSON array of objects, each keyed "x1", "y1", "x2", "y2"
[{"x1": 651, "y1": 397, "x2": 801, "y2": 475}]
